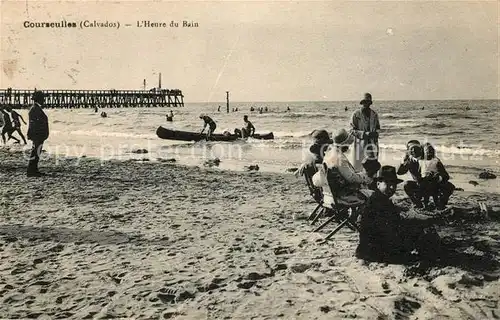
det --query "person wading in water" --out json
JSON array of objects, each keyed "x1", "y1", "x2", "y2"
[
  {"x1": 199, "y1": 114, "x2": 217, "y2": 141},
  {"x1": 241, "y1": 115, "x2": 255, "y2": 138}
]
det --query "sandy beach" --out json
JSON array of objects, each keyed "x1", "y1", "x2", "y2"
[{"x1": 0, "y1": 148, "x2": 499, "y2": 319}]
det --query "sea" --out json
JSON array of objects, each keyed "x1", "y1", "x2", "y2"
[{"x1": 9, "y1": 100, "x2": 500, "y2": 193}]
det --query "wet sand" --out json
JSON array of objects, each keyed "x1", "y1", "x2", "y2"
[{"x1": 0, "y1": 148, "x2": 499, "y2": 319}]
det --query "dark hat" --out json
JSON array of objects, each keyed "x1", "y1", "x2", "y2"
[
  {"x1": 333, "y1": 128, "x2": 354, "y2": 146},
  {"x1": 311, "y1": 129, "x2": 333, "y2": 144},
  {"x1": 362, "y1": 158, "x2": 381, "y2": 173},
  {"x1": 360, "y1": 92, "x2": 373, "y2": 105},
  {"x1": 32, "y1": 90, "x2": 45, "y2": 102},
  {"x1": 375, "y1": 165, "x2": 404, "y2": 184}
]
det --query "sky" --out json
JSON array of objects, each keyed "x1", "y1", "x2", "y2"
[{"x1": 0, "y1": 1, "x2": 498, "y2": 102}]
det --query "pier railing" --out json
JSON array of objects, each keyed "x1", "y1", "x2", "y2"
[{"x1": 0, "y1": 88, "x2": 184, "y2": 109}]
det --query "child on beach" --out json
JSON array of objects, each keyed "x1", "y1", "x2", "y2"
[
  {"x1": 361, "y1": 158, "x2": 381, "y2": 191},
  {"x1": 420, "y1": 143, "x2": 453, "y2": 210}
]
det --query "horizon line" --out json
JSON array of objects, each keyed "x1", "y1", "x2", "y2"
[{"x1": 187, "y1": 98, "x2": 500, "y2": 104}]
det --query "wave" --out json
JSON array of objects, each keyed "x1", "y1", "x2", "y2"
[
  {"x1": 446, "y1": 164, "x2": 497, "y2": 173},
  {"x1": 422, "y1": 122, "x2": 449, "y2": 129},
  {"x1": 280, "y1": 112, "x2": 340, "y2": 120},
  {"x1": 380, "y1": 113, "x2": 407, "y2": 120},
  {"x1": 377, "y1": 143, "x2": 499, "y2": 157},
  {"x1": 424, "y1": 113, "x2": 477, "y2": 119},
  {"x1": 69, "y1": 129, "x2": 156, "y2": 139},
  {"x1": 272, "y1": 130, "x2": 318, "y2": 138},
  {"x1": 422, "y1": 130, "x2": 466, "y2": 136}
]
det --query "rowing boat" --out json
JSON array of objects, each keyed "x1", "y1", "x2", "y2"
[{"x1": 156, "y1": 126, "x2": 274, "y2": 142}]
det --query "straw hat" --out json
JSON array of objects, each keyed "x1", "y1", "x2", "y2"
[
  {"x1": 333, "y1": 129, "x2": 354, "y2": 146},
  {"x1": 311, "y1": 129, "x2": 333, "y2": 144}
]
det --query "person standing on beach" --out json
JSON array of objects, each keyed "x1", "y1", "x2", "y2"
[
  {"x1": 199, "y1": 114, "x2": 216, "y2": 140},
  {"x1": 27, "y1": 90, "x2": 49, "y2": 177},
  {"x1": 7, "y1": 107, "x2": 27, "y2": 144},
  {"x1": 1, "y1": 107, "x2": 20, "y2": 144},
  {"x1": 350, "y1": 93, "x2": 380, "y2": 171}
]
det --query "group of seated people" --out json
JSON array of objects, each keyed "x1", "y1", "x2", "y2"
[{"x1": 298, "y1": 128, "x2": 455, "y2": 262}]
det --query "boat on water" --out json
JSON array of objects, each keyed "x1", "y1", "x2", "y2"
[{"x1": 156, "y1": 126, "x2": 274, "y2": 142}]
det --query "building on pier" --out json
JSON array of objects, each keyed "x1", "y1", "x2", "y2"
[{"x1": 0, "y1": 88, "x2": 184, "y2": 109}]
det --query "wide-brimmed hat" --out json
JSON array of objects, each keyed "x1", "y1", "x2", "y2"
[
  {"x1": 359, "y1": 92, "x2": 373, "y2": 105},
  {"x1": 362, "y1": 158, "x2": 381, "y2": 173},
  {"x1": 333, "y1": 128, "x2": 354, "y2": 146},
  {"x1": 32, "y1": 90, "x2": 45, "y2": 102},
  {"x1": 311, "y1": 129, "x2": 333, "y2": 144},
  {"x1": 199, "y1": 113, "x2": 206, "y2": 118},
  {"x1": 375, "y1": 165, "x2": 404, "y2": 184}
]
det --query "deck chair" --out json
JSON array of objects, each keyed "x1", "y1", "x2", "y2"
[
  {"x1": 312, "y1": 164, "x2": 364, "y2": 241},
  {"x1": 299, "y1": 163, "x2": 328, "y2": 221}
]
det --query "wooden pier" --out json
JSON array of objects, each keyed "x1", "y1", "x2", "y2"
[{"x1": 0, "y1": 88, "x2": 184, "y2": 109}]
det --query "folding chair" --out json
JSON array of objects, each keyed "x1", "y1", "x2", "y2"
[
  {"x1": 298, "y1": 163, "x2": 333, "y2": 222},
  {"x1": 312, "y1": 165, "x2": 364, "y2": 241}
]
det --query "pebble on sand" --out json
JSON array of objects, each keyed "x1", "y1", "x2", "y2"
[
  {"x1": 478, "y1": 171, "x2": 497, "y2": 180},
  {"x1": 131, "y1": 149, "x2": 148, "y2": 154}
]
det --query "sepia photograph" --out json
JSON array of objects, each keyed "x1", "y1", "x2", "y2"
[{"x1": 0, "y1": 1, "x2": 499, "y2": 319}]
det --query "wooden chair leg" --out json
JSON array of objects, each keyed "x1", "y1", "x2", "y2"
[
  {"x1": 346, "y1": 221, "x2": 359, "y2": 232},
  {"x1": 313, "y1": 214, "x2": 336, "y2": 232},
  {"x1": 324, "y1": 218, "x2": 350, "y2": 240},
  {"x1": 308, "y1": 203, "x2": 322, "y2": 220},
  {"x1": 310, "y1": 207, "x2": 325, "y2": 225}
]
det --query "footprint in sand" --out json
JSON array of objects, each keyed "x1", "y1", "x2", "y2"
[
  {"x1": 393, "y1": 296, "x2": 421, "y2": 319},
  {"x1": 157, "y1": 287, "x2": 196, "y2": 304},
  {"x1": 382, "y1": 281, "x2": 391, "y2": 294}
]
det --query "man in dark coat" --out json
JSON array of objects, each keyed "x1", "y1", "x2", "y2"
[
  {"x1": 27, "y1": 90, "x2": 49, "y2": 177},
  {"x1": 356, "y1": 165, "x2": 441, "y2": 262}
]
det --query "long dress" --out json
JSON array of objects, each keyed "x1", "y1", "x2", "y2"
[{"x1": 350, "y1": 108, "x2": 380, "y2": 172}]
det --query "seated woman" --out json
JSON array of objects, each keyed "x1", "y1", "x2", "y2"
[
  {"x1": 319, "y1": 128, "x2": 373, "y2": 205},
  {"x1": 294, "y1": 129, "x2": 333, "y2": 178},
  {"x1": 309, "y1": 129, "x2": 333, "y2": 164}
]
